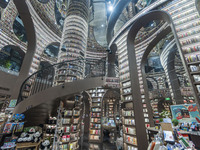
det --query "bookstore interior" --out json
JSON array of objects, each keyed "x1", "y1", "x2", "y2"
[{"x1": 1, "y1": 0, "x2": 200, "y2": 150}]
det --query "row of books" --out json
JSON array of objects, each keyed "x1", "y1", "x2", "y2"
[
  {"x1": 90, "y1": 123, "x2": 101, "y2": 129},
  {"x1": 185, "y1": 54, "x2": 200, "y2": 63},
  {"x1": 125, "y1": 135, "x2": 137, "y2": 146},
  {"x1": 183, "y1": 46, "x2": 200, "y2": 54},
  {"x1": 172, "y1": 8, "x2": 196, "y2": 20},
  {"x1": 123, "y1": 110, "x2": 134, "y2": 117},
  {"x1": 63, "y1": 110, "x2": 80, "y2": 116},
  {"x1": 91, "y1": 113, "x2": 101, "y2": 117},
  {"x1": 62, "y1": 125, "x2": 78, "y2": 133},
  {"x1": 181, "y1": 37, "x2": 200, "y2": 46},
  {"x1": 90, "y1": 135, "x2": 100, "y2": 140},
  {"x1": 169, "y1": 2, "x2": 194, "y2": 16},
  {"x1": 124, "y1": 119, "x2": 135, "y2": 125},
  {"x1": 176, "y1": 21, "x2": 200, "y2": 32},
  {"x1": 125, "y1": 127, "x2": 136, "y2": 135},
  {"x1": 91, "y1": 108, "x2": 101, "y2": 112},
  {"x1": 90, "y1": 130, "x2": 101, "y2": 135}
]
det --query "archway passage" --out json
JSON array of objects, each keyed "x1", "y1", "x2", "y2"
[
  {"x1": 101, "y1": 89, "x2": 120, "y2": 149},
  {"x1": 142, "y1": 29, "x2": 194, "y2": 125},
  {"x1": 0, "y1": 45, "x2": 25, "y2": 74},
  {"x1": 126, "y1": 10, "x2": 195, "y2": 150}
]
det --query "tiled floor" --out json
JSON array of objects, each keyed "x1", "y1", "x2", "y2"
[{"x1": 102, "y1": 141, "x2": 117, "y2": 150}]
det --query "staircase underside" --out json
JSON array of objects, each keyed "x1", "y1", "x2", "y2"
[{"x1": 13, "y1": 77, "x2": 105, "y2": 126}]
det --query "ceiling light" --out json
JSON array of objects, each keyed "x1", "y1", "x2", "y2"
[
  {"x1": 108, "y1": 5, "x2": 113, "y2": 12},
  {"x1": 101, "y1": 24, "x2": 104, "y2": 27}
]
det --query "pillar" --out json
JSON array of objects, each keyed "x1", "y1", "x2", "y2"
[{"x1": 57, "y1": 0, "x2": 89, "y2": 83}]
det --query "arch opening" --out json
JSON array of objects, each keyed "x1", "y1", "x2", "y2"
[
  {"x1": 43, "y1": 43, "x2": 60, "y2": 59},
  {"x1": 0, "y1": 45, "x2": 25, "y2": 75},
  {"x1": 126, "y1": 10, "x2": 197, "y2": 149},
  {"x1": 13, "y1": 15, "x2": 27, "y2": 43}
]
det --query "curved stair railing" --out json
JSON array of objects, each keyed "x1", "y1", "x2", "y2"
[{"x1": 17, "y1": 58, "x2": 106, "y2": 104}]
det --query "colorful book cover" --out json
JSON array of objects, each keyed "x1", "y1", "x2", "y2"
[
  {"x1": 8, "y1": 99, "x2": 17, "y2": 108},
  {"x1": 3, "y1": 123, "x2": 15, "y2": 134},
  {"x1": 15, "y1": 122, "x2": 24, "y2": 133}
]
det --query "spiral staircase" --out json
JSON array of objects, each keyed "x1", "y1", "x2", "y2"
[{"x1": 13, "y1": 58, "x2": 107, "y2": 125}]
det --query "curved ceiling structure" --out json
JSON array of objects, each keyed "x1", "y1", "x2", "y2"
[
  {"x1": 12, "y1": 0, "x2": 36, "y2": 98},
  {"x1": 107, "y1": 0, "x2": 168, "y2": 46}
]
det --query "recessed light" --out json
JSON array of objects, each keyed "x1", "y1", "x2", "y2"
[{"x1": 108, "y1": 5, "x2": 113, "y2": 12}]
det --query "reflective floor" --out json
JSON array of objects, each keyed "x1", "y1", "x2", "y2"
[{"x1": 80, "y1": 134, "x2": 117, "y2": 150}]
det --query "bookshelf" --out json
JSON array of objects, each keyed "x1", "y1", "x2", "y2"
[
  {"x1": 59, "y1": 95, "x2": 82, "y2": 150},
  {"x1": 162, "y1": 0, "x2": 200, "y2": 100},
  {"x1": 57, "y1": 15, "x2": 88, "y2": 83},
  {"x1": 88, "y1": 87, "x2": 106, "y2": 148},
  {"x1": 0, "y1": 1, "x2": 27, "y2": 58},
  {"x1": 116, "y1": 31, "x2": 139, "y2": 150},
  {"x1": 150, "y1": 98, "x2": 159, "y2": 123},
  {"x1": 122, "y1": 108, "x2": 137, "y2": 149},
  {"x1": 29, "y1": 0, "x2": 62, "y2": 37},
  {"x1": 181, "y1": 87, "x2": 195, "y2": 103},
  {"x1": 43, "y1": 117, "x2": 57, "y2": 146},
  {"x1": 115, "y1": 18, "x2": 169, "y2": 148}
]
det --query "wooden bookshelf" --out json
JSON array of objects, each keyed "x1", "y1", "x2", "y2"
[
  {"x1": 58, "y1": 95, "x2": 82, "y2": 150},
  {"x1": 162, "y1": 0, "x2": 200, "y2": 100},
  {"x1": 88, "y1": 87, "x2": 106, "y2": 146}
]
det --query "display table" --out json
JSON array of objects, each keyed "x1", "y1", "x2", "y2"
[
  {"x1": 147, "y1": 127, "x2": 159, "y2": 142},
  {"x1": 102, "y1": 124, "x2": 116, "y2": 131},
  {"x1": 146, "y1": 127, "x2": 200, "y2": 149},
  {"x1": 147, "y1": 127, "x2": 190, "y2": 134},
  {"x1": 16, "y1": 141, "x2": 41, "y2": 150}
]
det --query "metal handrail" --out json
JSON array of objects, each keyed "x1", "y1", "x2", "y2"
[{"x1": 17, "y1": 57, "x2": 106, "y2": 104}]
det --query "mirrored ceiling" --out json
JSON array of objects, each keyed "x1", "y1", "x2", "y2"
[{"x1": 90, "y1": 0, "x2": 108, "y2": 47}]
